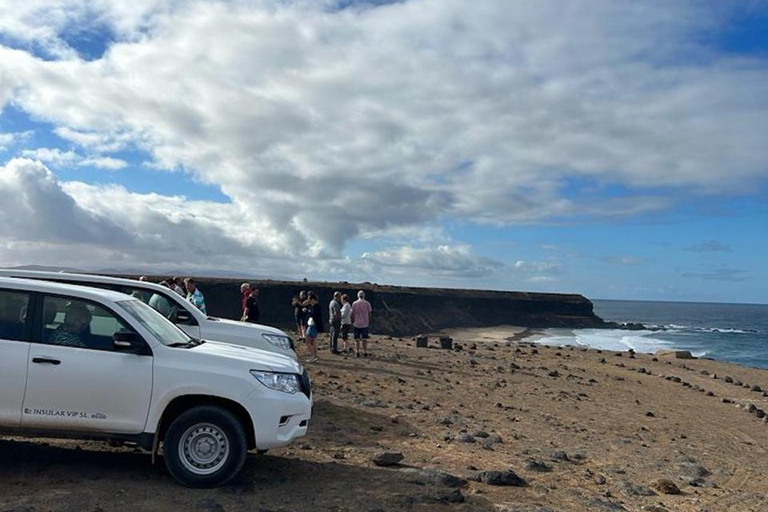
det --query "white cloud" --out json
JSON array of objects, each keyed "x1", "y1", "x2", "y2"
[
  {"x1": 21, "y1": 148, "x2": 80, "y2": 165},
  {"x1": 0, "y1": 1, "x2": 766, "y2": 281},
  {"x1": 0, "y1": 131, "x2": 33, "y2": 151},
  {"x1": 361, "y1": 245, "x2": 503, "y2": 278},
  {"x1": 21, "y1": 147, "x2": 128, "y2": 170},
  {"x1": 80, "y1": 156, "x2": 128, "y2": 169},
  {"x1": 54, "y1": 127, "x2": 132, "y2": 153}
]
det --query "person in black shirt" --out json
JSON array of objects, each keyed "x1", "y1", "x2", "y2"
[
  {"x1": 242, "y1": 288, "x2": 260, "y2": 324},
  {"x1": 307, "y1": 291, "x2": 324, "y2": 333}
]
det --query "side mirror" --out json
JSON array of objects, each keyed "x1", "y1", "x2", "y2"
[
  {"x1": 174, "y1": 310, "x2": 192, "y2": 324},
  {"x1": 113, "y1": 331, "x2": 145, "y2": 353}
]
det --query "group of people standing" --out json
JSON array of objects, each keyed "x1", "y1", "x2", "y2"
[
  {"x1": 135, "y1": 276, "x2": 206, "y2": 316},
  {"x1": 292, "y1": 289, "x2": 372, "y2": 362}
]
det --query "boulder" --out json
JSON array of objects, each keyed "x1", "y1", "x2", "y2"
[
  {"x1": 469, "y1": 470, "x2": 526, "y2": 487},
  {"x1": 399, "y1": 468, "x2": 467, "y2": 488},
  {"x1": 371, "y1": 451, "x2": 404, "y2": 467},
  {"x1": 652, "y1": 479, "x2": 681, "y2": 495},
  {"x1": 656, "y1": 350, "x2": 694, "y2": 359}
]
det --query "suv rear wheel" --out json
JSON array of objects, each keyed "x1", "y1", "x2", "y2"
[{"x1": 164, "y1": 405, "x2": 248, "y2": 487}]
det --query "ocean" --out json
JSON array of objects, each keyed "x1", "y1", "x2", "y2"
[{"x1": 541, "y1": 300, "x2": 768, "y2": 370}]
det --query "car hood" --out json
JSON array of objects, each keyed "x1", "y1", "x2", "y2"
[
  {"x1": 208, "y1": 317, "x2": 286, "y2": 336},
  {"x1": 191, "y1": 340, "x2": 303, "y2": 374}
]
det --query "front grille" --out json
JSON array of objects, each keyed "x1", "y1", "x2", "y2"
[{"x1": 298, "y1": 369, "x2": 312, "y2": 399}]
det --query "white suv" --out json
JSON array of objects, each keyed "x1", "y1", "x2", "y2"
[
  {"x1": 0, "y1": 270, "x2": 296, "y2": 359},
  {"x1": 0, "y1": 277, "x2": 312, "y2": 487}
]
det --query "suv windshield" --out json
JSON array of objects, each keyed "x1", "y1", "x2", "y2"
[{"x1": 119, "y1": 299, "x2": 192, "y2": 346}]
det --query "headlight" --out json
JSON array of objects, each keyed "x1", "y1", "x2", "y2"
[
  {"x1": 262, "y1": 333, "x2": 292, "y2": 350},
  {"x1": 250, "y1": 370, "x2": 300, "y2": 394}
]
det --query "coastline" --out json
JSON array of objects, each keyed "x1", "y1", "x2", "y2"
[{"x1": 443, "y1": 325, "x2": 549, "y2": 345}]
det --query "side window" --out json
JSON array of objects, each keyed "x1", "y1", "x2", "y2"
[
  {"x1": 40, "y1": 296, "x2": 134, "y2": 351},
  {"x1": 0, "y1": 290, "x2": 31, "y2": 342},
  {"x1": 146, "y1": 289, "x2": 196, "y2": 326}
]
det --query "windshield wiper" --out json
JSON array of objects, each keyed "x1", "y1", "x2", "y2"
[{"x1": 168, "y1": 338, "x2": 205, "y2": 348}]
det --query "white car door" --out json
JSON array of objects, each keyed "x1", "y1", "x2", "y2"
[
  {"x1": 21, "y1": 295, "x2": 153, "y2": 434},
  {"x1": 0, "y1": 290, "x2": 32, "y2": 426}
]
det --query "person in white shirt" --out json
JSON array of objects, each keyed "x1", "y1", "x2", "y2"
[{"x1": 340, "y1": 293, "x2": 353, "y2": 354}]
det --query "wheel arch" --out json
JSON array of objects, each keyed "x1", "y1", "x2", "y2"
[{"x1": 157, "y1": 395, "x2": 256, "y2": 450}]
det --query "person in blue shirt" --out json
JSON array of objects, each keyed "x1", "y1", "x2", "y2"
[{"x1": 184, "y1": 278, "x2": 207, "y2": 315}]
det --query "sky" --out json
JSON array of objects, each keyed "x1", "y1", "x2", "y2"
[{"x1": 0, "y1": 0, "x2": 766, "y2": 304}]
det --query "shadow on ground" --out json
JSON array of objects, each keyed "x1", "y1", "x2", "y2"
[{"x1": 0, "y1": 436, "x2": 491, "y2": 512}]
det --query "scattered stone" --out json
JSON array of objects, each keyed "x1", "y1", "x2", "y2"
[
  {"x1": 652, "y1": 479, "x2": 681, "y2": 495},
  {"x1": 747, "y1": 404, "x2": 757, "y2": 413},
  {"x1": 485, "y1": 434, "x2": 503, "y2": 444},
  {"x1": 473, "y1": 431, "x2": 490, "y2": 438},
  {"x1": 645, "y1": 412, "x2": 656, "y2": 417},
  {"x1": 754, "y1": 409, "x2": 766, "y2": 419},
  {"x1": 594, "y1": 474, "x2": 607, "y2": 485},
  {"x1": 725, "y1": 376, "x2": 734, "y2": 383},
  {"x1": 436, "y1": 416, "x2": 453, "y2": 426},
  {"x1": 620, "y1": 481, "x2": 656, "y2": 497},
  {"x1": 456, "y1": 433, "x2": 476, "y2": 443},
  {"x1": 551, "y1": 451, "x2": 569, "y2": 462},
  {"x1": 677, "y1": 462, "x2": 710, "y2": 479},
  {"x1": 525, "y1": 459, "x2": 552, "y2": 473},
  {"x1": 752, "y1": 385, "x2": 763, "y2": 392},
  {"x1": 656, "y1": 350, "x2": 694, "y2": 359},
  {"x1": 371, "y1": 451, "x2": 404, "y2": 467},
  {"x1": 399, "y1": 468, "x2": 467, "y2": 488},
  {"x1": 469, "y1": 470, "x2": 527, "y2": 487},
  {"x1": 548, "y1": 370, "x2": 561, "y2": 378},
  {"x1": 586, "y1": 498, "x2": 628, "y2": 511}
]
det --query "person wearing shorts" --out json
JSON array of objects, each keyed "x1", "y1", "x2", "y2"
[
  {"x1": 340, "y1": 293, "x2": 353, "y2": 354},
  {"x1": 292, "y1": 290, "x2": 307, "y2": 340},
  {"x1": 304, "y1": 293, "x2": 320, "y2": 362},
  {"x1": 350, "y1": 290, "x2": 372, "y2": 357}
]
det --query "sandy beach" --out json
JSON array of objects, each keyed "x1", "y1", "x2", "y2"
[{"x1": 2, "y1": 327, "x2": 768, "y2": 512}]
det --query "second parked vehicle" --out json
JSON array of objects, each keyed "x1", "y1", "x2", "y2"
[{"x1": 0, "y1": 270, "x2": 296, "y2": 359}]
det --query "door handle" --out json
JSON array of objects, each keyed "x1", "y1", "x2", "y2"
[{"x1": 32, "y1": 357, "x2": 61, "y2": 365}]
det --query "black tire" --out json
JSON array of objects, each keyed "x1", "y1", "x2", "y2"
[{"x1": 163, "y1": 405, "x2": 248, "y2": 488}]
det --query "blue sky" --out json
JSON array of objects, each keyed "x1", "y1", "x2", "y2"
[{"x1": 0, "y1": 0, "x2": 766, "y2": 304}]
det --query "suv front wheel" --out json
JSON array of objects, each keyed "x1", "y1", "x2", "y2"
[{"x1": 164, "y1": 405, "x2": 248, "y2": 488}]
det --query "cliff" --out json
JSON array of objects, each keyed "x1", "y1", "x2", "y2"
[{"x1": 144, "y1": 277, "x2": 609, "y2": 336}]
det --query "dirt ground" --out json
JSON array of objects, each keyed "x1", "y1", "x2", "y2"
[{"x1": 2, "y1": 327, "x2": 768, "y2": 512}]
